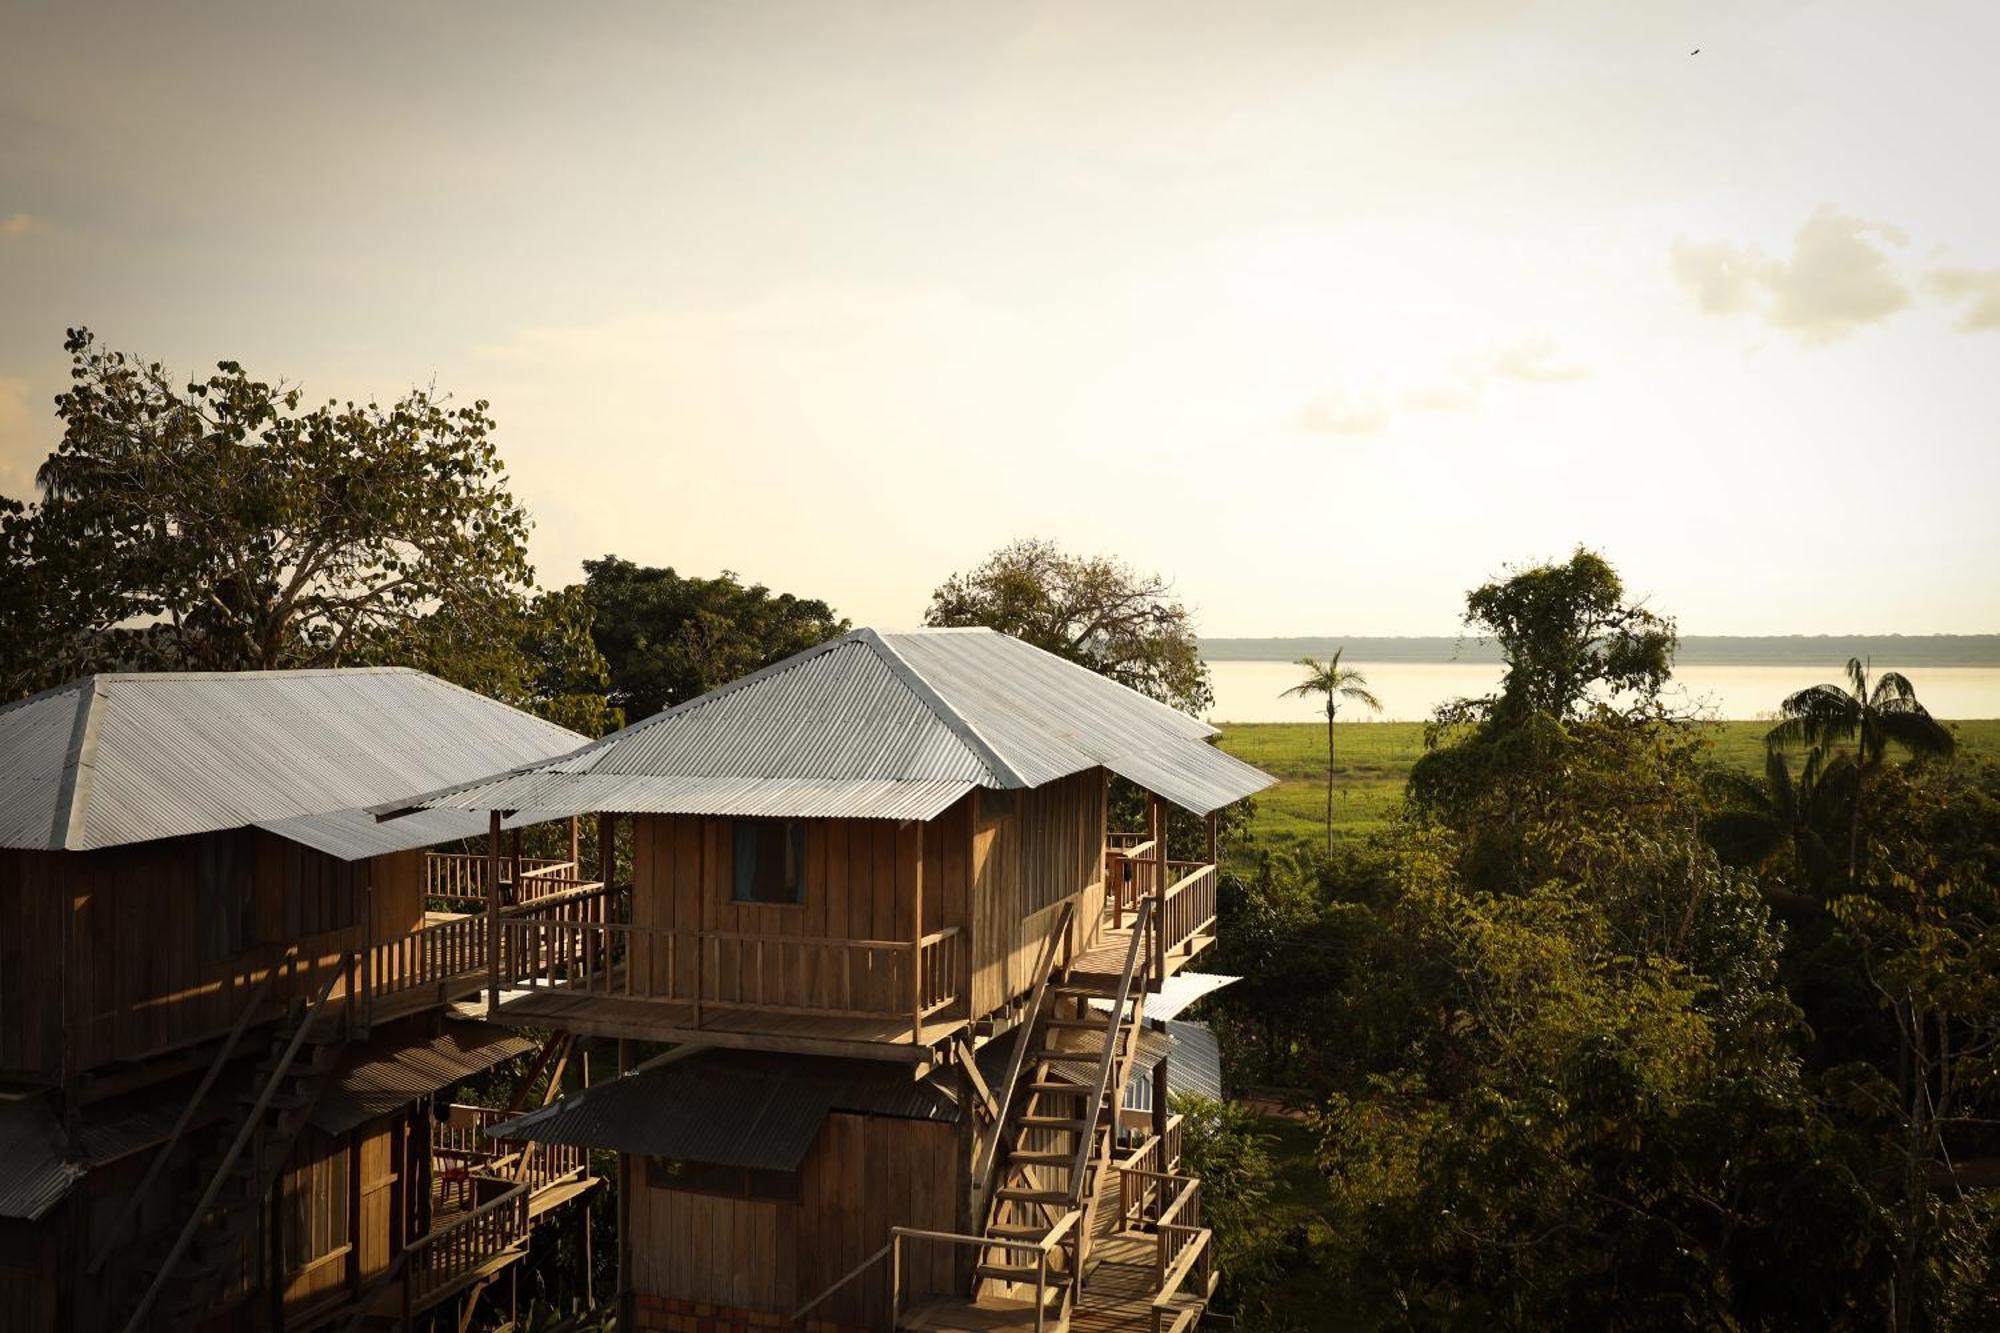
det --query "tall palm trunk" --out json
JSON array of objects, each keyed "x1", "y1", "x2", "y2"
[{"x1": 1324, "y1": 705, "x2": 1336, "y2": 854}]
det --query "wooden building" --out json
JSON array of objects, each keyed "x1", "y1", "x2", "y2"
[
  {"x1": 0, "y1": 669, "x2": 610, "y2": 1332},
  {"x1": 388, "y1": 628, "x2": 1275, "y2": 1332}
]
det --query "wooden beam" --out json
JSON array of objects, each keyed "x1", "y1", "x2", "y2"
[{"x1": 487, "y1": 811, "x2": 503, "y2": 1009}]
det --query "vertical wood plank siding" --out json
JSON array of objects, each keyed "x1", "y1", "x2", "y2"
[{"x1": 629, "y1": 1112, "x2": 965, "y2": 1326}]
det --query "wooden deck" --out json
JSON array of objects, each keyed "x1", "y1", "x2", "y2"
[
  {"x1": 1068, "y1": 924, "x2": 1216, "y2": 990},
  {"x1": 900, "y1": 1233, "x2": 1199, "y2": 1333},
  {"x1": 483, "y1": 988, "x2": 967, "y2": 1062}
]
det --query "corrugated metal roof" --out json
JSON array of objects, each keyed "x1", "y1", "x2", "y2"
[
  {"x1": 0, "y1": 668, "x2": 588, "y2": 855},
  {"x1": 311, "y1": 1022, "x2": 538, "y2": 1135},
  {"x1": 0, "y1": 1098, "x2": 83, "y2": 1221},
  {"x1": 1124, "y1": 1021, "x2": 1224, "y2": 1113},
  {"x1": 1092, "y1": 972, "x2": 1240, "y2": 1024},
  {"x1": 391, "y1": 628, "x2": 1273, "y2": 822},
  {"x1": 489, "y1": 1049, "x2": 962, "y2": 1170}
]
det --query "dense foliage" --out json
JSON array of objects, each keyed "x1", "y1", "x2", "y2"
[
  {"x1": 0, "y1": 330, "x2": 615, "y2": 731},
  {"x1": 1207, "y1": 552, "x2": 2000, "y2": 1331},
  {"x1": 925, "y1": 536, "x2": 1213, "y2": 714},
  {"x1": 577, "y1": 555, "x2": 848, "y2": 720}
]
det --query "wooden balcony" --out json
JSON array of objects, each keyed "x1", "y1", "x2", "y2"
[
  {"x1": 482, "y1": 917, "x2": 969, "y2": 1061},
  {"x1": 1075, "y1": 847, "x2": 1217, "y2": 989},
  {"x1": 344, "y1": 1104, "x2": 597, "y2": 1326},
  {"x1": 359, "y1": 858, "x2": 607, "y2": 1026}
]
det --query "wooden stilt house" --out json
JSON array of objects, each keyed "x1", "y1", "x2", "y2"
[
  {"x1": 384, "y1": 628, "x2": 1276, "y2": 1332},
  {"x1": 0, "y1": 669, "x2": 613, "y2": 1332}
]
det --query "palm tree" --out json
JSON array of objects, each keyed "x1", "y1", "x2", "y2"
[
  {"x1": 1282, "y1": 649, "x2": 1383, "y2": 852},
  {"x1": 1765, "y1": 657, "x2": 1954, "y2": 875},
  {"x1": 1704, "y1": 746, "x2": 1856, "y2": 899}
]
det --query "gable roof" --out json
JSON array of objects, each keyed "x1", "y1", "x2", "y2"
[
  {"x1": 386, "y1": 628, "x2": 1273, "y2": 822},
  {"x1": 0, "y1": 668, "x2": 588, "y2": 856}
]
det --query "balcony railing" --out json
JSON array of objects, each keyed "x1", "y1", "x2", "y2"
[
  {"x1": 1156, "y1": 862, "x2": 1216, "y2": 961},
  {"x1": 359, "y1": 879, "x2": 611, "y2": 1021},
  {"x1": 425, "y1": 853, "x2": 581, "y2": 912},
  {"x1": 1107, "y1": 834, "x2": 1218, "y2": 977},
  {"x1": 431, "y1": 1104, "x2": 587, "y2": 1210},
  {"x1": 494, "y1": 917, "x2": 964, "y2": 1040},
  {"x1": 403, "y1": 1179, "x2": 530, "y2": 1312}
]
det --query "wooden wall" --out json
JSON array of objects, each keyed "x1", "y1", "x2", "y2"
[
  {"x1": 624, "y1": 771, "x2": 1104, "y2": 1027},
  {"x1": 0, "y1": 831, "x2": 369, "y2": 1080},
  {"x1": 968, "y1": 770, "x2": 1107, "y2": 1017},
  {"x1": 629, "y1": 1110, "x2": 968, "y2": 1327},
  {"x1": 367, "y1": 849, "x2": 426, "y2": 945},
  {"x1": 628, "y1": 808, "x2": 972, "y2": 1016}
]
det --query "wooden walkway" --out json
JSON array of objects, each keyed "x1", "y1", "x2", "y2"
[
  {"x1": 1068, "y1": 924, "x2": 1217, "y2": 990},
  {"x1": 900, "y1": 1232, "x2": 1197, "y2": 1333},
  {"x1": 485, "y1": 988, "x2": 966, "y2": 1062}
]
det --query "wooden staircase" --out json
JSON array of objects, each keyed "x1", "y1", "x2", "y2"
[
  {"x1": 893, "y1": 899, "x2": 1155, "y2": 1331},
  {"x1": 116, "y1": 957, "x2": 353, "y2": 1333}
]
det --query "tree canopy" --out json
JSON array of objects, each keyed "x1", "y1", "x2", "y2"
[
  {"x1": 577, "y1": 556, "x2": 849, "y2": 720},
  {"x1": 924, "y1": 537, "x2": 1212, "y2": 715},
  {"x1": 0, "y1": 330, "x2": 613, "y2": 731}
]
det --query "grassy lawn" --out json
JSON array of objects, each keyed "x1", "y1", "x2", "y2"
[{"x1": 1217, "y1": 718, "x2": 2000, "y2": 850}]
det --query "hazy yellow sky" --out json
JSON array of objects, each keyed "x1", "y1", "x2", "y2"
[{"x1": 3, "y1": 1, "x2": 1996, "y2": 636}]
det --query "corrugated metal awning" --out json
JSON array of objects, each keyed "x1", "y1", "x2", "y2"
[
  {"x1": 490, "y1": 1049, "x2": 962, "y2": 1171},
  {"x1": 311, "y1": 1023, "x2": 537, "y2": 1135},
  {"x1": 0, "y1": 1099, "x2": 82, "y2": 1221},
  {"x1": 1124, "y1": 1021, "x2": 1224, "y2": 1112}
]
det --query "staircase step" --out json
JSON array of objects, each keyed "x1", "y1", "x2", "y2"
[
  {"x1": 1026, "y1": 1082, "x2": 1089, "y2": 1095},
  {"x1": 988, "y1": 1223, "x2": 1054, "y2": 1241},
  {"x1": 975, "y1": 1263, "x2": 1072, "y2": 1288},
  {"x1": 1043, "y1": 1017, "x2": 1110, "y2": 1030},
  {"x1": 1006, "y1": 1151, "x2": 1077, "y2": 1168},
  {"x1": 994, "y1": 1188, "x2": 1072, "y2": 1206},
  {"x1": 1047, "y1": 982, "x2": 1109, "y2": 998},
  {"x1": 1017, "y1": 1116, "x2": 1090, "y2": 1132}
]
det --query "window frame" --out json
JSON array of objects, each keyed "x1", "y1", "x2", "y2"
[{"x1": 731, "y1": 818, "x2": 808, "y2": 907}]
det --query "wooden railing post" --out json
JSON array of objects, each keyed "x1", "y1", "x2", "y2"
[{"x1": 487, "y1": 811, "x2": 503, "y2": 1009}]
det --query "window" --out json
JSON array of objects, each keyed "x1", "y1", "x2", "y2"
[
  {"x1": 196, "y1": 831, "x2": 251, "y2": 963},
  {"x1": 732, "y1": 820, "x2": 806, "y2": 905}
]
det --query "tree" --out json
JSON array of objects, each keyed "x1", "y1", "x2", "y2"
[
  {"x1": 924, "y1": 538, "x2": 1212, "y2": 715},
  {"x1": 1767, "y1": 658, "x2": 1956, "y2": 876},
  {"x1": 1703, "y1": 746, "x2": 1857, "y2": 908},
  {"x1": 577, "y1": 557, "x2": 848, "y2": 719},
  {"x1": 2, "y1": 328, "x2": 536, "y2": 695},
  {"x1": 1281, "y1": 649, "x2": 1382, "y2": 852},
  {"x1": 1456, "y1": 545, "x2": 1676, "y2": 725}
]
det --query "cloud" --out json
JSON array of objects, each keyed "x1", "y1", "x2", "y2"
[
  {"x1": 1297, "y1": 387, "x2": 1391, "y2": 436},
  {"x1": 1670, "y1": 238, "x2": 1774, "y2": 316},
  {"x1": 1489, "y1": 334, "x2": 1591, "y2": 383},
  {"x1": 1299, "y1": 333, "x2": 1588, "y2": 438},
  {"x1": 1672, "y1": 207, "x2": 1912, "y2": 344},
  {"x1": 1928, "y1": 267, "x2": 2000, "y2": 331},
  {"x1": 0, "y1": 213, "x2": 34, "y2": 237}
]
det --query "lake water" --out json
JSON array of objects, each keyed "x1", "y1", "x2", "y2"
[{"x1": 1206, "y1": 660, "x2": 2000, "y2": 724}]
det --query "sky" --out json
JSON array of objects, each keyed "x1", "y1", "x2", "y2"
[{"x1": 2, "y1": 1, "x2": 1997, "y2": 637}]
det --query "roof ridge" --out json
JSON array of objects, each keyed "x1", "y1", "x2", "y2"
[
  {"x1": 49, "y1": 676, "x2": 101, "y2": 851},
  {"x1": 860, "y1": 628, "x2": 1024, "y2": 788}
]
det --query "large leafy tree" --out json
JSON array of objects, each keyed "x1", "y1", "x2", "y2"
[
  {"x1": 577, "y1": 556, "x2": 848, "y2": 719},
  {"x1": 1281, "y1": 648, "x2": 1382, "y2": 852},
  {"x1": 3, "y1": 329, "x2": 536, "y2": 691},
  {"x1": 924, "y1": 537, "x2": 1213, "y2": 715},
  {"x1": 0, "y1": 329, "x2": 614, "y2": 733}
]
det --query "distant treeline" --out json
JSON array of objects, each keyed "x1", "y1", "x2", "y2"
[{"x1": 1200, "y1": 634, "x2": 2000, "y2": 667}]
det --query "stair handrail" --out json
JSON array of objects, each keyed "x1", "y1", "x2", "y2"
[
  {"x1": 972, "y1": 898, "x2": 1075, "y2": 1217},
  {"x1": 885, "y1": 1214, "x2": 1083, "y2": 1333},
  {"x1": 87, "y1": 944, "x2": 300, "y2": 1274},
  {"x1": 120, "y1": 951, "x2": 353, "y2": 1333},
  {"x1": 789, "y1": 1238, "x2": 894, "y2": 1327},
  {"x1": 1067, "y1": 895, "x2": 1152, "y2": 1199}
]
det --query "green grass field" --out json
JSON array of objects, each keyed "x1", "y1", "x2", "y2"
[{"x1": 1215, "y1": 718, "x2": 2000, "y2": 848}]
